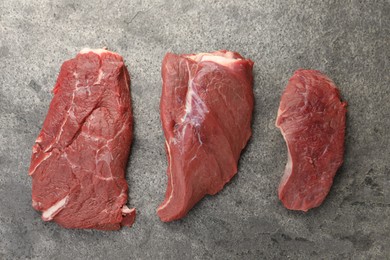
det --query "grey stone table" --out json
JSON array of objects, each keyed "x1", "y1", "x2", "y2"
[{"x1": 1, "y1": 1, "x2": 389, "y2": 259}]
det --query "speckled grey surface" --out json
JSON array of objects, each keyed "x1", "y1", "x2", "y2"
[{"x1": 0, "y1": 0, "x2": 389, "y2": 259}]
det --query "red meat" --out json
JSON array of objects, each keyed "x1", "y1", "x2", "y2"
[
  {"x1": 276, "y1": 69, "x2": 347, "y2": 211},
  {"x1": 158, "y1": 51, "x2": 254, "y2": 222},
  {"x1": 29, "y1": 49, "x2": 136, "y2": 230}
]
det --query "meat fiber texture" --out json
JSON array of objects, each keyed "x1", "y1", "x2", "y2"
[
  {"x1": 276, "y1": 69, "x2": 347, "y2": 212},
  {"x1": 158, "y1": 50, "x2": 254, "y2": 222},
  {"x1": 29, "y1": 49, "x2": 136, "y2": 230}
]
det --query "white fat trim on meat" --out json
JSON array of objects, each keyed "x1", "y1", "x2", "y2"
[
  {"x1": 276, "y1": 108, "x2": 282, "y2": 126},
  {"x1": 121, "y1": 205, "x2": 135, "y2": 215},
  {"x1": 42, "y1": 195, "x2": 69, "y2": 221},
  {"x1": 94, "y1": 69, "x2": 104, "y2": 85},
  {"x1": 197, "y1": 132, "x2": 203, "y2": 145},
  {"x1": 199, "y1": 55, "x2": 240, "y2": 65},
  {"x1": 29, "y1": 151, "x2": 53, "y2": 176},
  {"x1": 32, "y1": 199, "x2": 41, "y2": 208},
  {"x1": 79, "y1": 48, "x2": 111, "y2": 55},
  {"x1": 158, "y1": 140, "x2": 174, "y2": 211},
  {"x1": 94, "y1": 175, "x2": 114, "y2": 181},
  {"x1": 47, "y1": 91, "x2": 76, "y2": 152},
  {"x1": 35, "y1": 136, "x2": 43, "y2": 143},
  {"x1": 279, "y1": 129, "x2": 293, "y2": 187},
  {"x1": 186, "y1": 51, "x2": 241, "y2": 66}
]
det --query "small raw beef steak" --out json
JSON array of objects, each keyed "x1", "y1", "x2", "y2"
[
  {"x1": 276, "y1": 69, "x2": 347, "y2": 211},
  {"x1": 158, "y1": 51, "x2": 254, "y2": 222},
  {"x1": 29, "y1": 49, "x2": 136, "y2": 230}
]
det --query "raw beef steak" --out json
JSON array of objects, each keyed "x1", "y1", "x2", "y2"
[
  {"x1": 276, "y1": 69, "x2": 347, "y2": 211},
  {"x1": 158, "y1": 51, "x2": 254, "y2": 222},
  {"x1": 29, "y1": 49, "x2": 136, "y2": 230}
]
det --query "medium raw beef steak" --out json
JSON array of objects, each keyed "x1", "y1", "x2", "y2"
[
  {"x1": 158, "y1": 51, "x2": 254, "y2": 222},
  {"x1": 276, "y1": 69, "x2": 347, "y2": 211},
  {"x1": 29, "y1": 49, "x2": 136, "y2": 230}
]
